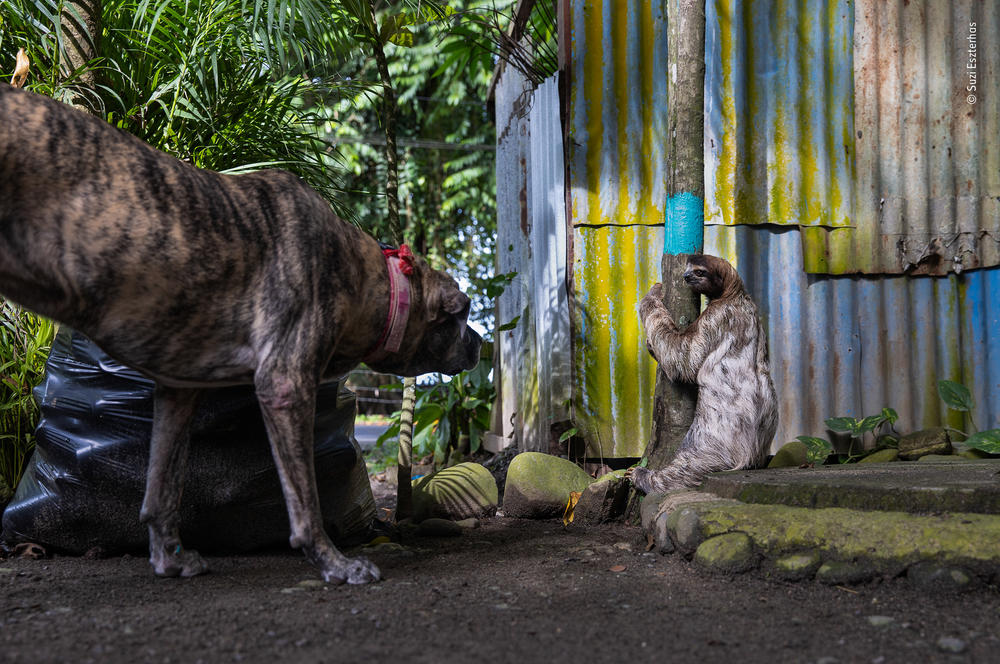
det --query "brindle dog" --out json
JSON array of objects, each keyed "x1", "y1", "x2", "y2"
[{"x1": 0, "y1": 83, "x2": 482, "y2": 584}]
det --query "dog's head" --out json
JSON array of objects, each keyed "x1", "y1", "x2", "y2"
[{"x1": 368, "y1": 258, "x2": 482, "y2": 377}]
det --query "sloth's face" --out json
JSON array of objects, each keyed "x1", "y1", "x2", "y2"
[{"x1": 683, "y1": 259, "x2": 723, "y2": 297}]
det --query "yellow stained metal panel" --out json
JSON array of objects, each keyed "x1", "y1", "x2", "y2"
[
  {"x1": 568, "y1": 0, "x2": 668, "y2": 228},
  {"x1": 572, "y1": 224, "x2": 664, "y2": 458},
  {"x1": 705, "y1": 0, "x2": 855, "y2": 229}
]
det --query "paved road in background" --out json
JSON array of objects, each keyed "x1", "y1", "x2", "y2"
[{"x1": 355, "y1": 424, "x2": 390, "y2": 451}]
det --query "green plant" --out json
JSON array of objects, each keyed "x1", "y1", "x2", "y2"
[
  {"x1": 376, "y1": 358, "x2": 495, "y2": 469},
  {"x1": 0, "y1": 303, "x2": 56, "y2": 500},
  {"x1": 794, "y1": 436, "x2": 834, "y2": 466},
  {"x1": 1, "y1": 0, "x2": 351, "y2": 206},
  {"x1": 938, "y1": 379, "x2": 1000, "y2": 454},
  {"x1": 794, "y1": 407, "x2": 899, "y2": 465}
]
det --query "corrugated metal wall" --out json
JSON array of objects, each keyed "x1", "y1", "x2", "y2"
[
  {"x1": 707, "y1": 224, "x2": 1000, "y2": 448},
  {"x1": 495, "y1": 64, "x2": 534, "y2": 448},
  {"x1": 704, "y1": 0, "x2": 1000, "y2": 445},
  {"x1": 494, "y1": 0, "x2": 999, "y2": 458},
  {"x1": 705, "y1": 0, "x2": 855, "y2": 231},
  {"x1": 799, "y1": 0, "x2": 1000, "y2": 275},
  {"x1": 529, "y1": 77, "x2": 573, "y2": 449},
  {"x1": 707, "y1": 0, "x2": 1000, "y2": 275},
  {"x1": 494, "y1": 71, "x2": 573, "y2": 452},
  {"x1": 565, "y1": 0, "x2": 668, "y2": 457},
  {"x1": 572, "y1": 225, "x2": 663, "y2": 457},
  {"x1": 567, "y1": 0, "x2": 668, "y2": 228}
]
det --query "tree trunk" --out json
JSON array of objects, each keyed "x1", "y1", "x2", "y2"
[
  {"x1": 61, "y1": 0, "x2": 102, "y2": 88},
  {"x1": 628, "y1": 0, "x2": 705, "y2": 520}
]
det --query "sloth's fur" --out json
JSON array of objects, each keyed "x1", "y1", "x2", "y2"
[{"x1": 630, "y1": 255, "x2": 778, "y2": 493}]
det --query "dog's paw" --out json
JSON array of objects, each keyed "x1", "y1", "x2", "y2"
[
  {"x1": 151, "y1": 546, "x2": 209, "y2": 578},
  {"x1": 346, "y1": 556, "x2": 382, "y2": 585},
  {"x1": 321, "y1": 555, "x2": 382, "y2": 585}
]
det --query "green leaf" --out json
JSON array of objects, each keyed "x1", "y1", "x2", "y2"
[
  {"x1": 856, "y1": 415, "x2": 885, "y2": 434},
  {"x1": 963, "y1": 429, "x2": 1000, "y2": 454},
  {"x1": 797, "y1": 436, "x2": 833, "y2": 464},
  {"x1": 436, "y1": 416, "x2": 452, "y2": 450},
  {"x1": 484, "y1": 271, "x2": 517, "y2": 298},
  {"x1": 412, "y1": 422, "x2": 437, "y2": 458},
  {"x1": 881, "y1": 407, "x2": 899, "y2": 425},
  {"x1": 825, "y1": 417, "x2": 859, "y2": 435},
  {"x1": 376, "y1": 424, "x2": 400, "y2": 448},
  {"x1": 468, "y1": 422, "x2": 482, "y2": 454},
  {"x1": 938, "y1": 380, "x2": 973, "y2": 412},
  {"x1": 497, "y1": 316, "x2": 520, "y2": 332},
  {"x1": 386, "y1": 26, "x2": 414, "y2": 47},
  {"x1": 558, "y1": 427, "x2": 578, "y2": 443}
]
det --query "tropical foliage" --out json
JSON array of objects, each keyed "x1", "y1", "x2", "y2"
[
  {"x1": 323, "y1": 0, "x2": 510, "y2": 325},
  {"x1": 376, "y1": 359, "x2": 495, "y2": 468},
  {"x1": 938, "y1": 380, "x2": 1000, "y2": 454},
  {"x1": 1, "y1": 0, "x2": 521, "y2": 494},
  {"x1": 0, "y1": 304, "x2": 55, "y2": 502},
  {"x1": 0, "y1": 0, "x2": 353, "y2": 202}
]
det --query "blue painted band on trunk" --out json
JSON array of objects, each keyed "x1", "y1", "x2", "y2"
[{"x1": 664, "y1": 192, "x2": 705, "y2": 255}]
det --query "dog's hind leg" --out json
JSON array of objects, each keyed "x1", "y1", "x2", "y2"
[
  {"x1": 140, "y1": 385, "x2": 209, "y2": 578},
  {"x1": 255, "y1": 368, "x2": 381, "y2": 585}
]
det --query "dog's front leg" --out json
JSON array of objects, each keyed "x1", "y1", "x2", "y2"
[
  {"x1": 140, "y1": 385, "x2": 209, "y2": 578},
  {"x1": 255, "y1": 370, "x2": 381, "y2": 585}
]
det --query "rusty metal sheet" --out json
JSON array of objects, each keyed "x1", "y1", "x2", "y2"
[
  {"x1": 494, "y1": 72, "x2": 572, "y2": 453},
  {"x1": 706, "y1": 0, "x2": 1000, "y2": 275},
  {"x1": 495, "y1": 64, "x2": 535, "y2": 449},
  {"x1": 799, "y1": 0, "x2": 1000, "y2": 275},
  {"x1": 528, "y1": 76, "x2": 573, "y2": 450}
]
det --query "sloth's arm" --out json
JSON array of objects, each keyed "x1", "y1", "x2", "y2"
[{"x1": 638, "y1": 284, "x2": 718, "y2": 383}]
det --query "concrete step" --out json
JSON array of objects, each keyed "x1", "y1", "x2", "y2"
[
  {"x1": 639, "y1": 460, "x2": 1000, "y2": 588},
  {"x1": 701, "y1": 459, "x2": 1000, "y2": 515}
]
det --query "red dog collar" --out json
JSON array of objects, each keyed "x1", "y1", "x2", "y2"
[{"x1": 365, "y1": 244, "x2": 414, "y2": 362}]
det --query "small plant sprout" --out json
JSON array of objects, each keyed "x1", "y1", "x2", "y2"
[
  {"x1": 793, "y1": 408, "x2": 899, "y2": 466},
  {"x1": 938, "y1": 380, "x2": 1000, "y2": 454}
]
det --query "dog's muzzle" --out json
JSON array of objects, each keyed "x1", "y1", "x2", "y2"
[{"x1": 456, "y1": 326, "x2": 483, "y2": 373}]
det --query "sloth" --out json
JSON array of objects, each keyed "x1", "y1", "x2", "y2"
[{"x1": 628, "y1": 254, "x2": 778, "y2": 493}]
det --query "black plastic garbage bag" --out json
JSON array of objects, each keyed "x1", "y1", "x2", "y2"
[{"x1": 1, "y1": 329, "x2": 376, "y2": 554}]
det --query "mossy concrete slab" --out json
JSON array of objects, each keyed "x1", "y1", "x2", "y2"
[
  {"x1": 773, "y1": 552, "x2": 822, "y2": 581},
  {"x1": 701, "y1": 460, "x2": 1000, "y2": 515},
  {"x1": 673, "y1": 500, "x2": 1000, "y2": 577}
]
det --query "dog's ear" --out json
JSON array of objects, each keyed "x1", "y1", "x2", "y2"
[{"x1": 425, "y1": 275, "x2": 470, "y2": 322}]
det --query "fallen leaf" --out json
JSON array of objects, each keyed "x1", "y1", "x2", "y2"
[
  {"x1": 609, "y1": 564, "x2": 627, "y2": 573},
  {"x1": 11, "y1": 48, "x2": 30, "y2": 88},
  {"x1": 562, "y1": 491, "x2": 581, "y2": 526}
]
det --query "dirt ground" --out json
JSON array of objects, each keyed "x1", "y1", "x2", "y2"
[{"x1": 2, "y1": 496, "x2": 999, "y2": 664}]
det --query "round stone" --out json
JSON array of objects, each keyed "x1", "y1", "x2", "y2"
[{"x1": 693, "y1": 532, "x2": 756, "y2": 574}]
